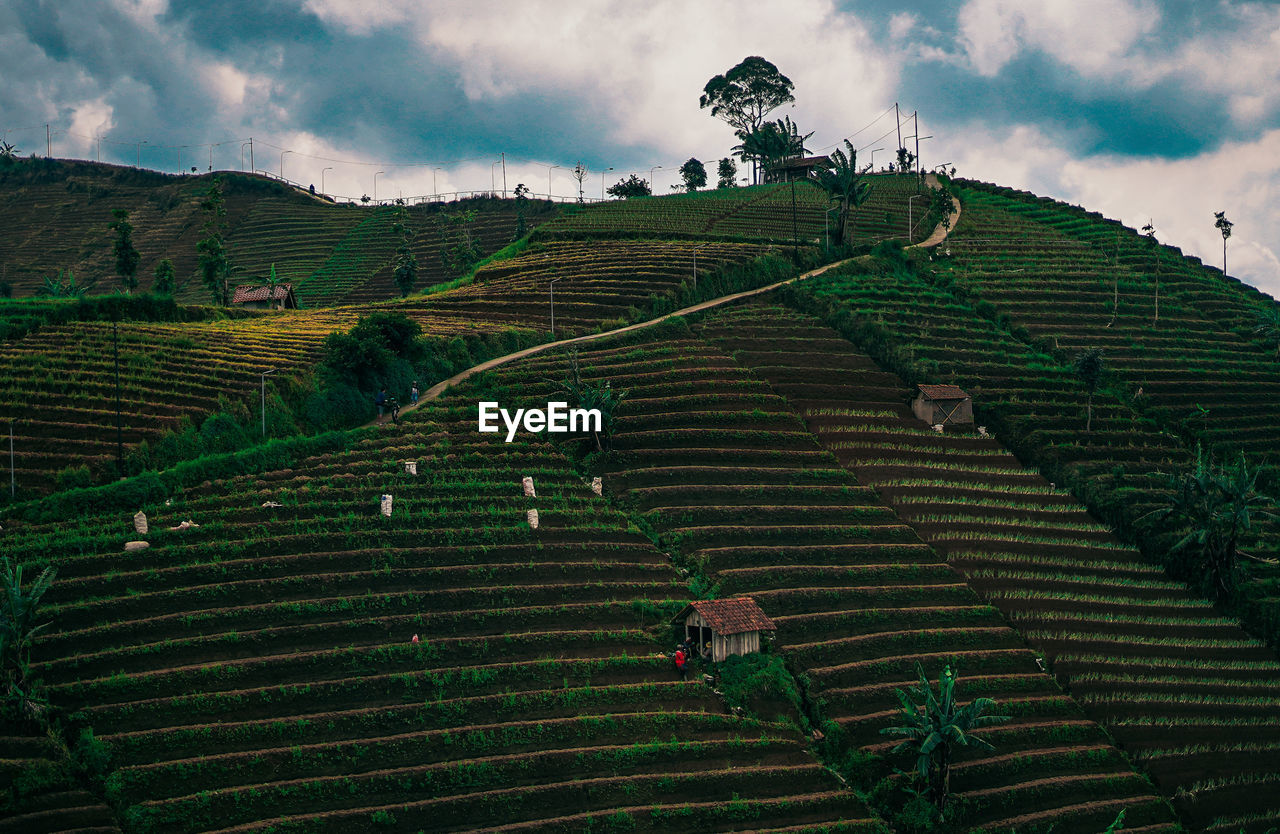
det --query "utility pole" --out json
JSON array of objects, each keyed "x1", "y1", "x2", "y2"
[
  {"x1": 895, "y1": 104, "x2": 902, "y2": 155},
  {"x1": 791, "y1": 179, "x2": 799, "y2": 262},
  {"x1": 9, "y1": 423, "x2": 14, "y2": 499},
  {"x1": 261, "y1": 368, "x2": 279, "y2": 437},
  {"x1": 692, "y1": 249, "x2": 697, "y2": 291},
  {"x1": 914, "y1": 111, "x2": 920, "y2": 179},
  {"x1": 249, "y1": 137, "x2": 254, "y2": 172},
  {"x1": 46, "y1": 124, "x2": 51, "y2": 157},
  {"x1": 501, "y1": 152, "x2": 507, "y2": 199},
  {"x1": 113, "y1": 321, "x2": 124, "y2": 477}
]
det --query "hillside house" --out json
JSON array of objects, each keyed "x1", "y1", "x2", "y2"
[
  {"x1": 673, "y1": 597, "x2": 776, "y2": 662},
  {"x1": 765, "y1": 155, "x2": 830, "y2": 184},
  {"x1": 912, "y1": 383, "x2": 973, "y2": 426},
  {"x1": 232, "y1": 283, "x2": 297, "y2": 310}
]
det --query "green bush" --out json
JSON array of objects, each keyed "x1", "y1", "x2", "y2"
[{"x1": 54, "y1": 464, "x2": 92, "y2": 491}]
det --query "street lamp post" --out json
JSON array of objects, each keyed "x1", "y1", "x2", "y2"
[
  {"x1": 825, "y1": 207, "x2": 839, "y2": 250},
  {"x1": 547, "y1": 276, "x2": 563, "y2": 335},
  {"x1": 867, "y1": 147, "x2": 885, "y2": 171},
  {"x1": 649, "y1": 165, "x2": 662, "y2": 192},
  {"x1": 600, "y1": 167, "x2": 614, "y2": 200},
  {"x1": 261, "y1": 368, "x2": 280, "y2": 437},
  {"x1": 908, "y1": 194, "x2": 925, "y2": 239},
  {"x1": 548, "y1": 164, "x2": 561, "y2": 199},
  {"x1": 433, "y1": 167, "x2": 442, "y2": 199},
  {"x1": 280, "y1": 149, "x2": 293, "y2": 180},
  {"x1": 491, "y1": 161, "x2": 501, "y2": 194},
  {"x1": 374, "y1": 171, "x2": 384, "y2": 203},
  {"x1": 136, "y1": 140, "x2": 147, "y2": 167},
  {"x1": 321, "y1": 167, "x2": 333, "y2": 195}
]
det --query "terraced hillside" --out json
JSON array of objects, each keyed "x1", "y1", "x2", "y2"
[
  {"x1": 538, "y1": 175, "x2": 932, "y2": 245},
  {"x1": 2, "y1": 398, "x2": 880, "y2": 833},
  {"x1": 713, "y1": 303, "x2": 1280, "y2": 832},
  {"x1": 488, "y1": 326, "x2": 1178, "y2": 833}
]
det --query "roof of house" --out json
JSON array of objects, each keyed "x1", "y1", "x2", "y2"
[
  {"x1": 673, "y1": 597, "x2": 776, "y2": 635},
  {"x1": 917, "y1": 384, "x2": 970, "y2": 401},
  {"x1": 774, "y1": 154, "x2": 830, "y2": 170},
  {"x1": 232, "y1": 283, "x2": 294, "y2": 305}
]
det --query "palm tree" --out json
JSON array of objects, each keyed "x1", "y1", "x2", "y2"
[
  {"x1": 1142, "y1": 221, "x2": 1160, "y2": 326},
  {"x1": 733, "y1": 116, "x2": 812, "y2": 184},
  {"x1": 881, "y1": 663, "x2": 1008, "y2": 811},
  {"x1": 1144, "y1": 447, "x2": 1274, "y2": 602},
  {"x1": 1254, "y1": 306, "x2": 1280, "y2": 358},
  {"x1": 813, "y1": 140, "x2": 872, "y2": 245},
  {"x1": 1214, "y1": 211, "x2": 1233, "y2": 275},
  {"x1": 1, "y1": 558, "x2": 57, "y2": 721}
]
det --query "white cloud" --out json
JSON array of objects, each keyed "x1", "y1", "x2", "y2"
[
  {"x1": 944, "y1": 123, "x2": 1280, "y2": 300},
  {"x1": 888, "y1": 12, "x2": 917, "y2": 40},
  {"x1": 958, "y1": 0, "x2": 1158, "y2": 78}
]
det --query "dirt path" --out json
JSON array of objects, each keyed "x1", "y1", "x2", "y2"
[{"x1": 368, "y1": 185, "x2": 959, "y2": 421}]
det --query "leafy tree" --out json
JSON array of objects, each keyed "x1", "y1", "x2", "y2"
[
  {"x1": 196, "y1": 177, "x2": 233, "y2": 305},
  {"x1": 895, "y1": 146, "x2": 916, "y2": 176},
  {"x1": 813, "y1": 141, "x2": 872, "y2": 244},
  {"x1": 1072, "y1": 348, "x2": 1105, "y2": 433},
  {"x1": 700, "y1": 56, "x2": 795, "y2": 184},
  {"x1": 881, "y1": 663, "x2": 1008, "y2": 812},
  {"x1": 572, "y1": 162, "x2": 588, "y2": 203},
  {"x1": 734, "y1": 116, "x2": 812, "y2": 183},
  {"x1": 436, "y1": 209, "x2": 482, "y2": 279},
  {"x1": 152, "y1": 258, "x2": 176, "y2": 296},
  {"x1": 1213, "y1": 210, "x2": 1233, "y2": 275},
  {"x1": 555, "y1": 350, "x2": 628, "y2": 452},
  {"x1": 1142, "y1": 221, "x2": 1160, "y2": 325},
  {"x1": 1144, "y1": 447, "x2": 1275, "y2": 602},
  {"x1": 392, "y1": 210, "x2": 418, "y2": 297},
  {"x1": 1, "y1": 558, "x2": 57, "y2": 722},
  {"x1": 108, "y1": 208, "x2": 141, "y2": 293},
  {"x1": 513, "y1": 183, "x2": 531, "y2": 239},
  {"x1": 678, "y1": 158, "x2": 707, "y2": 192},
  {"x1": 1255, "y1": 306, "x2": 1280, "y2": 358},
  {"x1": 607, "y1": 174, "x2": 652, "y2": 199},
  {"x1": 716, "y1": 157, "x2": 738, "y2": 189}
]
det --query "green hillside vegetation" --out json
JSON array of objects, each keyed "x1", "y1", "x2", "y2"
[{"x1": 3, "y1": 156, "x2": 1279, "y2": 834}]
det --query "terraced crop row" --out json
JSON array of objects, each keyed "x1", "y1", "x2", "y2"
[
  {"x1": 2, "y1": 398, "x2": 877, "y2": 833},
  {"x1": 538, "y1": 176, "x2": 929, "y2": 246},
  {"x1": 713, "y1": 303, "x2": 1280, "y2": 832},
  {"x1": 491, "y1": 326, "x2": 1178, "y2": 833}
]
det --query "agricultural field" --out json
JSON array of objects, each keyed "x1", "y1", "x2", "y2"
[
  {"x1": 0, "y1": 396, "x2": 881, "y2": 833},
  {"x1": 538, "y1": 175, "x2": 931, "y2": 246},
  {"x1": 487, "y1": 324, "x2": 1179, "y2": 833},
  {"x1": 711, "y1": 303, "x2": 1280, "y2": 832}
]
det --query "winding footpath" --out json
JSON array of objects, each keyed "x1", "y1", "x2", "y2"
[{"x1": 375, "y1": 176, "x2": 960, "y2": 418}]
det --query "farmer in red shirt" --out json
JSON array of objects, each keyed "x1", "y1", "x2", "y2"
[{"x1": 674, "y1": 646, "x2": 688, "y2": 681}]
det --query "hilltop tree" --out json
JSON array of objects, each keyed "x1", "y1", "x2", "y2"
[
  {"x1": 701, "y1": 56, "x2": 795, "y2": 184},
  {"x1": 572, "y1": 162, "x2": 588, "y2": 203},
  {"x1": 152, "y1": 258, "x2": 176, "y2": 296},
  {"x1": 895, "y1": 146, "x2": 916, "y2": 176},
  {"x1": 513, "y1": 183, "x2": 531, "y2": 239},
  {"x1": 1142, "y1": 221, "x2": 1160, "y2": 325},
  {"x1": 607, "y1": 174, "x2": 651, "y2": 199},
  {"x1": 881, "y1": 663, "x2": 1008, "y2": 812},
  {"x1": 716, "y1": 157, "x2": 738, "y2": 189},
  {"x1": 1073, "y1": 348, "x2": 1105, "y2": 433},
  {"x1": 813, "y1": 141, "x2": 871, "y2": 244},
  {"x1": 1144, "y1": 447, "x2": 1275, "y2": 602},
  {"x1": 1214, "y1": 211, "x2": 1233, "y2": 275},
  {"x1": 196, "y1": 176, "x2": 233, "y2": 305},
  {"x1": 678, "y1": 158, "x2": 707, "y2": 192},
  {"x1": 109, "y1": 208, "x2": 141, "y2": 294},
  {"x1": 392, "y1": 209, "x2": 419, "y2": 297}
]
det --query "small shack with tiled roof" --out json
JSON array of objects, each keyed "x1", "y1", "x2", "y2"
[
  {"x1": 232, "y1": 283, "x2": 297, "y2": 310},
  {"x1": 673, "y1": 597, "x2": 776, "y2": 662},
  {"x1": 765, "y1": 154, "x2": 831, "y2": 184},
  {"x1": 913, "y1": 383, "x2": 973, "y2": 426}
]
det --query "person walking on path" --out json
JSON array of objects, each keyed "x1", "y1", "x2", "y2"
[
  {"x1": 411, "y1": 382, "x2": 420, "y2": 405},
  {"x1": 375, "y1": 389, "x2": 387, "y2": 420}
]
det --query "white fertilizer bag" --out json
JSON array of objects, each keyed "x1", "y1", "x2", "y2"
[
  {"x1": 522, "y1": 476, "x2": 536, "y2": 497},
  {"x1": 404, "y1": 460, "x2": 417, "y2": 475},
  {"x1": 527, "y1": 508, "x2": 539, "y2": 529},
  {"x1": 133, "y1": 511, "x2": 148, "y2": 535},
  {"x1": 380, "y1": 494, "x2": 393, "y2": 517},
  {"x1": 591, "y1": 477, "x2": 603, "y2": 496}
]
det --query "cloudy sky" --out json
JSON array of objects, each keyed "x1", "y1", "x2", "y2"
[{"x1": 4, "y1": 0, "x2": 1279, "y2": 297}]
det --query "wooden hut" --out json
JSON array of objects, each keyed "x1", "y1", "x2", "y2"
[
  {"x1": 912, "y1": 384, "x2": 973, "y2": 426},
  {"x1": 232, "y1": 283, "x2": 297, "y2": 310},
  {"x1": 764, "y1": 155, "x2": 830, "y2": 184},
  {"x1": 673, "y1": 597, "x2": 776, "y2": 662}
]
